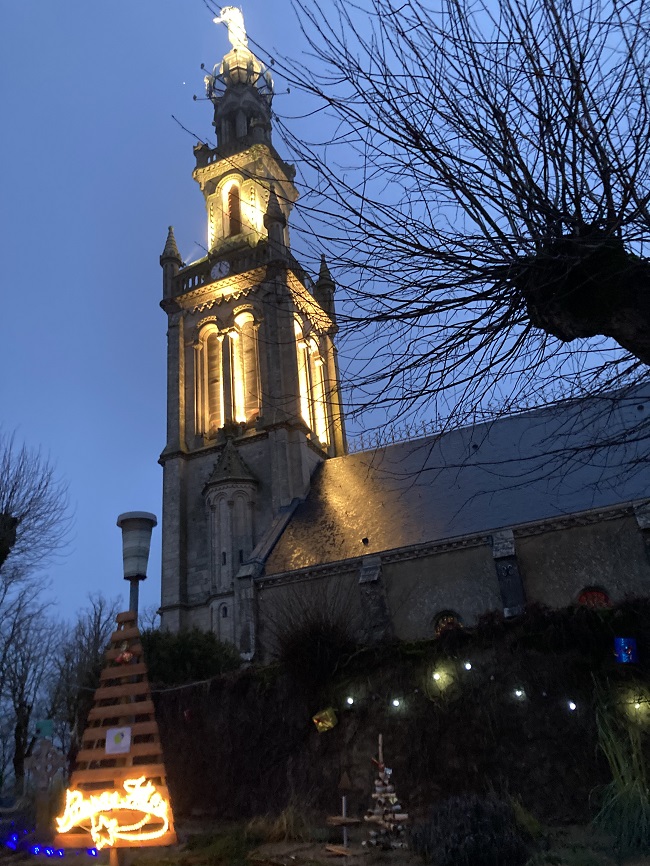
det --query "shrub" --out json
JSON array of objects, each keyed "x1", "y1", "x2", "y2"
[
  {"x1": 410, "y1": 793, "x2": 533, "y2": 866},
  {"x1": 140, "y1": 628, "x2": 241, "y2": 686},
  {"x1": 264, "y1": 584, "x2": 358, "y2": 687},
  {"x1": 593, "y1": 700, "x2": 650, "y2": 856},
  {"x1": 246, "y1": 803, "x2": 316, "y2": 843}
]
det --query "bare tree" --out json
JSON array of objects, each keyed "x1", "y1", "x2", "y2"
[
  {"x1": 47, "y1": 595, "x2": 121, "y2": 762},
  {"x1": 266, "y1": 0, "x2": 650, "y2": 433},
  {"x1": 0, "y1": 432, "x2": 70, "y2": 577},
  {"x1": 4, "y1": 614, "x2": 54, "y2": 792}
]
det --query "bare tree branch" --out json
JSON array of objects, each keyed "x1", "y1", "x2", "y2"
[{"x1": 268, "y1": 0, "x2": 650, "y2": 440}]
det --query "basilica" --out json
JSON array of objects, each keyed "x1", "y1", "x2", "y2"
[{"x1": 158, "y1": 9, "x2": 650, "y2": 657}]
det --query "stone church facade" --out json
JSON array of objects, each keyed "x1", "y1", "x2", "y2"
[{"x1": 159, "y1": 12, "x2": 650, "y2": 657}]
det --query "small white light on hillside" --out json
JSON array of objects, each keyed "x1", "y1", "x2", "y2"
[
  {"x1": 568, "y1": 701, "x2": 577, "y2": 711},
  {"x1": 635, "y1": 702, "x2": 641, "y2": 710},
  {"x1": 514, "y1": 689, "x2": 524, "y2": 699},
  {"x1": 392, "y1": 699, "x2": 401, "y2": 707},
  {"x1": 464, "y1": 662, "x2": 472, "y2": 671},
  {"x1": 346, "y1": 696, "x2": 354, "y2": 706},
  {"x1": 433, "y1": 672, "x2": 441, "y2": 681}
]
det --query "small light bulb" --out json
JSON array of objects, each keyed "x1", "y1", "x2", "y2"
[
  {"x1": 568, "y1": 701, "x2": 577, "y2": 711},
  {"x1": 392, "y1": 698, "x2": 400, "y2": 707},
  {"x1": 346, "y1": 696, "x2": 354, "y2": 705},
  {"x1": 464, "y1": 662, "x2": 472, "y2": 670},
  {"x1": 514, "y1": 689, "x2": 524, "y2": 698},
  {"x1": 433, "y1": 672, "x2": 441, "y2": 681},
  {"x1": 635, "y1": 702, "x2": 641, "y2": 710}
]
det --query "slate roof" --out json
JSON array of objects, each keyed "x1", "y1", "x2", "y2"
[{"x1": 264, "y1": 390, "x2": 650, "y2": 575}]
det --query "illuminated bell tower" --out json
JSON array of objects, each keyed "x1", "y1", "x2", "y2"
[{"x1": 159, "y1": 7, "x2": 346, "y2": 653}]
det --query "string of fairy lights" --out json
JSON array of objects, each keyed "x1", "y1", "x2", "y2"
[{"x1": 328, "y1": 652, "x2": 650, "y2": 722}]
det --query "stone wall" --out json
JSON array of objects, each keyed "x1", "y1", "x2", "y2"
[{"x1": 255, "y1": 503, "x2": 650, "y2": 655}]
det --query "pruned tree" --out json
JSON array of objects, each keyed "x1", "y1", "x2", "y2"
[
  {"x1": 0, "y1": 432, "x2": 70, "y2": 578},
  {"x1": 268, "y1": 0, "x2": 650, "y2": 434},
  {"x1": 0, "y1": 433, "x2": 69, "y2": 792}
]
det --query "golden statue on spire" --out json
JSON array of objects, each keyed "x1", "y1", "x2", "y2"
[{"x1": 214, "y1": 6, "x2": 248, "y2": 52}]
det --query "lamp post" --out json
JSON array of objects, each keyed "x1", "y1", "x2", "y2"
[{"x1": 116, "y1": 511, "x2": 157, "y2": 615}]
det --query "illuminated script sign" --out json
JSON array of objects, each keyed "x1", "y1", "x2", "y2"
[{"x1": 56, "y1": 777, "x2": 170, "y2": 849}]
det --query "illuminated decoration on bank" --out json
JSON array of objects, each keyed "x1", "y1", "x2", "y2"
[{"x1": 56, "y1": 777, "x2": 170, "y2": 850}]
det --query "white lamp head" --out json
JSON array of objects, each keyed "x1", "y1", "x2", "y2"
[{"x1": 116, "y1": 512, "x2": 157, "y2": 581}]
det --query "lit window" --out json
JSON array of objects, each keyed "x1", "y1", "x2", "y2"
[
  {"x1": 577, "y1": 587, "x2": 610, "y2": 608},
  {"x1": 228, "y1": 185, "x2": 241, "y2": 236},
  {"x1": 434, "y1": 610, "x2": 463, "y2": 637}
]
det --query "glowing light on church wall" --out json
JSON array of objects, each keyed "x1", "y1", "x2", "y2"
[
  {"x1": 56, "y1": 777, "x2": 170, "y2": 850},
  {"x1": 206, "y1": 331, "x2": 224, "y2": 434},
  {"x1": 230, "y1": 331, "x2": 247, "y2": 423},
  {"x1": 241, "y1": 182, "x2": 264, "y2": 235},
  {"x1": 235, "y1": 311, "x2": 260, "y2": 421},
  {"x1": 309, "y1": 339, "x2": 329, "y2": 445},
  {"x1": 294, "y1": 320, "x2": 312, "y2": 429}
]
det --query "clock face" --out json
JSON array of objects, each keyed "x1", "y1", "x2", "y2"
[{"x1": 210, "y1": 260, "x2": 230, "y2": 280}]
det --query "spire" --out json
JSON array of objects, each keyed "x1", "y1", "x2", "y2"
[
  {"x1": 160, "y1": 226, "x2": 182, "y2": 265},
  {"x1": 314, "y1": 254, "x2": 337, "y2": 323},
  {"x1": 264, "y1": 186, "x2": 287, "y2": 227},
  {"x1": 318, "y1": 254, "x2": 334, "y2": 286},
  {"x1": 205, "y1": 439, "x2": 257, "y2": 487}
]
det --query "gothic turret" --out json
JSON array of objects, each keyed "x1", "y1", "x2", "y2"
[
  {"x1": 314, "y1": 255, "x2": 337, "y2": 324},
  {"x1": 264, "y1": 186, "x2": 287, "y2": 259},
  {"x1": 160, "y1": 226, "x2": 182, "y2": 300}
]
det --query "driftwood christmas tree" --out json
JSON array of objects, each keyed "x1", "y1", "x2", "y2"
[
  {"x1": 363, "y1": 734, "x2": 409, "y2": 849},
  {"x1": 55, "y1": 611, "x2": 176, "y2": 852}
]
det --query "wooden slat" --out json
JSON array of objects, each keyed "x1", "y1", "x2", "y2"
[
  {"x1": 71, "y1": 763, "x2": 168, "y2": 784},
  {"x1": 75, "y1": 741, "x2": 164, "y2": 763},
  {"x1": 87, "y1": 700, "x2": 154, "y2": 721},
  {"x1": 105, "y1": 643, "x2": 143, "y2": 660},
  {"x1": 94, "y1": 681, "x2": 151, "y2": 701},
  {"x1": 81, "y1": 720, "x2": 159, "y2": 744},
  {"x1": 100, "y1": 662, "x2": 148, "y2": 681},
  {"x1": 109, "y1": 626, "x2": 140, "y2": 643}
]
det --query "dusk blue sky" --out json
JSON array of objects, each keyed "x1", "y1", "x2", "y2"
[{"x1": 1, "y1": 2, "x2": 319, "y2": 618}]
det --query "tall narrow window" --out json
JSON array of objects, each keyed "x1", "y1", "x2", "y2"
[
  {"x1": 294, "y1": 318, "x2": 312, "y2": 429},
  {"x1": 234, "y1": 312, "x2": 260, "y2": 423},
  {"x1": 206, "y1": 332, "x2": 223, "y2": 434},
  {"x1": 228, "y1": 185, "x2": 241, "y2": 236},
  {"x1": 308, "y1": 337, "x2": 329, "y2": 445}
]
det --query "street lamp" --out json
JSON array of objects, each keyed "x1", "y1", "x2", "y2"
[{"x1": 116, "y1": 511, "x2": 157, "y2": 615}]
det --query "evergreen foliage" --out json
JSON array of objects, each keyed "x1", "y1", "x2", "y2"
[{"x1": 140, "y1": 628, "x2": 240, "y2": 686}]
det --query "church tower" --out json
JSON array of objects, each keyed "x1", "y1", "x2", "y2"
[{"x1": 159, "y1": 8, "x2": 346, "y2": 653}]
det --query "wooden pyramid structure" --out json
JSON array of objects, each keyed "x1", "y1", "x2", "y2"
[{"x1": 55, "y1": 611, "x2": 176, "y2": 851}]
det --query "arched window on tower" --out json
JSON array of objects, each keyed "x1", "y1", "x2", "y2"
[
  {"x1": 227, "y1": 184, "x2": 242, "y2": 236},
  {"x1": 294, "y1": 318, "x2": 312, "y2": 430},
  {"x1": 196, "y1": 326, "x2": 224, "y2": 437},
  {"x1": 307, "y1": 336, "x2": 329, "y2": 446},
  {"x1": 294, "y1": 317, "x2": 329, "y2": 446},
  {"x1": 232, "y1": 312, "x2": 260, "y2": 424},
  {"x1": 196, "y1": 314, "x2": 260, "y2": 438}
]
